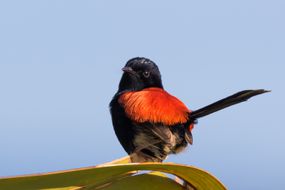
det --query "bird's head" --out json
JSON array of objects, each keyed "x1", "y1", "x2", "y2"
[{"x1": 118, "y1": 57, "x2": 163, "y2": 92}]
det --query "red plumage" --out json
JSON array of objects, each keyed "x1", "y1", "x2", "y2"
[{"x1": 119, "y1": 87, "x2": 192, "y2": 128}]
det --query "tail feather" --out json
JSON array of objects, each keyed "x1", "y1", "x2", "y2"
[{"x1": 189, "y1": 89, "x2": 270, "y2": 122}]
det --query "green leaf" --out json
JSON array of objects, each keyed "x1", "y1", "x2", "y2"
[
  {"x1": 0, "y1": 158, "x2": 226, "y2": 190},
  {"x1": 89, "y1": 172, "x2": 184, "y2": 190}
]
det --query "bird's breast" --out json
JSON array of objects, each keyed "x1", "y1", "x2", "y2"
[{"x1": 118, "y1": 87, "x2": 191, "y2": 126}]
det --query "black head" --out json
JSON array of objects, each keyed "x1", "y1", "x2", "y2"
[{"x1": 118, "y1": 57, "x2": 163, "y2": 92}]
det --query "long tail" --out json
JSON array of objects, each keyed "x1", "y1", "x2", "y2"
[
  {"x1": 184, "y1": 89, "x2": 269, "y2": 144},
  {"x1": 189, "y1": 89, "x2": 270, "y2": 122}
]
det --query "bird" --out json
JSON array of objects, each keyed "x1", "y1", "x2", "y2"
[{"x1": 109, "y1": 57, "x2": 269, "y2": 163}]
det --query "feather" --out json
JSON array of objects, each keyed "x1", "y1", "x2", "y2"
[{"x1": 119, "y1": 87, "x2": 191, "y2": 125}]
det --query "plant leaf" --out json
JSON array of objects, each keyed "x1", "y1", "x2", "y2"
[
  {"x1": 88, "y1": 172, "x2": 184, "y2": 190},
  {"x1": 0, "y1": 160, "x2": 226, "y2": 190}
]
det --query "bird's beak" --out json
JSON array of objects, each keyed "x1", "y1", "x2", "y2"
[{"x1": 122, "y1": 67, "x2": 137, "y2": 76}]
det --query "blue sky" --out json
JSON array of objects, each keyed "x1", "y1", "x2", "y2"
[{"x1": 0, "y1": 1, "x2": 284, "y2": 189}]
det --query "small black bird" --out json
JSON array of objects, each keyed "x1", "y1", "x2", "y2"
[{"x1": 110, "y1": 57, "x2": 269, "y2": 162}]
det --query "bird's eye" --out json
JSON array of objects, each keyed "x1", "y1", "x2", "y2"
[{"x1": 142, "y1": 71, "x2": 150, "y2": 78}]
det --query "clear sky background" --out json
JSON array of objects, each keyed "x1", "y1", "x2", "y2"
[{"x1": 0, "y1": 1, "x2": 284, "y2": 189}]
